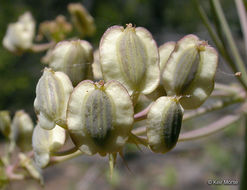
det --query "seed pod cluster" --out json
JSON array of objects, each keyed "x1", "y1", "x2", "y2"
[
  {"x1": 30, "y1": 24, "x2": 219, "y2": 161},
  {"x1": 160, "y1": 35, "x2": 218, "y2": 109},
  {"x1": 67, "y1": 80, "x2": 134, "y2": 155},
  {"x1": 147, "y1": 96, "x2": 183, "y2": 153},
  {"x1": 34, "y1": 68, "x2": 73, "y2": 130}
]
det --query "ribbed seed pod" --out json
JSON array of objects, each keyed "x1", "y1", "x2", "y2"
[
  {"x1": 147, "y1": 96, "x2": 184, "y2": 153},
  {"x1": 100, "y1": 24, "x2": 160, "y2": 96},
  {"x1": 49, "y1": 40, "x2": 93, "y2": 86},
  {"x1": 92, "y1": 49, "x2": 103, "y2": 80},
  {"x1": 67, "y1": 80, "x2": 134, "y2": 156},
  {"x1": 34, "y1": 68, "x2": 73, "y2": 130},
  {"x1": 161, "y1": 35, "x2": 218, "y2": 109},
  {"x1": 68, "y1": 3, "x2": 96, "y2": 37},
  {"x1": 159, "y1": 41, "x2": 176, "y2": 73},
  {"x1": 11, "y1": 110, "x2": 34, "y2": 151},
  {"x1": 32, "y1": 124, "x2": 66, "y2": 168}
]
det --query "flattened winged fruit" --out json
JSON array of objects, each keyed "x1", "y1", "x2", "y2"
[{"x1": 67, "y1": 80, "x2": 134, "y2": 156}]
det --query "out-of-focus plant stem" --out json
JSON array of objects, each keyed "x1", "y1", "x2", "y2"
[
  {"x1": 195, "y1": 0, "x2": 247, "y2": 90},
  {"x1": 132, "y1": 88, "x2": 245, "y2": 136},
  {"x1": 194, "y1": 0, "x2": 237, "y2": 71},
  {"x1": 211, "y1": 0, "x2": 247, "y2": 90},
  {"x1": 29, "y1": 42, "x2": 55, "y2": 53},
  {"x1": 240, "y1": 115, "x2": 247, "y2": 190},
  {"x1": 235, "y1": 0, "x2": 247, "y2": 58},
  {"x1": 179, "y1": 114, "x2": 241, "y2": 141}
]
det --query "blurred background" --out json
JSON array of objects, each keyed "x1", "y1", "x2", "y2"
[{"x1": 0, "y1": 0, "x2": 243, "y2": 189}]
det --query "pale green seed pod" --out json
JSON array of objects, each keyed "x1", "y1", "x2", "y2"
[
  {"x1": 68, "y1": 3, "x2": 96, "y2": 37},
  {"x1": 159, "y1": 41, "x2": 176, "y2": 73},
  {"x1": 161, "y1": 35, "x2": 218, "y2": 109},
  {"x1": 3, "y1": 12, "x2": 35, "y2": 53},
  {"x1": 34, "y1": 68, "x2": 73, "y2": 130},
  {"x1": 67, "y1": 80, "x2": 134, "y2": 156},
  {"x1": 0, "y1": 111, "x2": 11, "y2": 138},
  {"x1": 32, "y1": 124, "x2": 66, "y2": 168},
  {"x1": 92, "y1": 49, "x2": 103, "y2": 80},
  {"x1": 147, "y1": 96, "x2": 184, "y2": 153},
  {"x1": 11, "y1": 110, "x2": 34, "y2": 151},
  {"x1": 49, "y1": 40, "x2": 93, "y2": 86},
  {"x1": 100, "y1": 24, "x2": 160, "y2": 96}
]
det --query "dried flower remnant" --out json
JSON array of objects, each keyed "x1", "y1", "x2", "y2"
[
  {"x1": 3, "y1": 12, "x2": 35, "y2": 53},
  {"x1": 49, "y1": 40, "x2": 93, "y2": 86},
  {"x1": 100, "y1": 24, "x2": 160, "y2": 97},
  {"x1": 34, "y1": 68, "x2": 73, "y2": 130},
  {"x1": 67, "y1": 80, "x2": 134, "y2": 156}
]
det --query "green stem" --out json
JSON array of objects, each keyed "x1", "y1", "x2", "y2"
[
  {"x1": 235, "y1": 0, "x2": 247, "y2": 57},
  {"x1": 211, "y1": 0, "x2": 247, "y2": 90},
  {"x1": 128, "y1": 133, "x2": 148, "y2": 146},
  {"x1": 240, "y1": 114, "x2": 247, "y2": 190},
  {"x1": 47, "y1": 150, "x2": 83, "y2": 167},
  {"x1": 183, "y1": 93, "x2": 245, "y2": 120},
  {"x1": 50, "y1": 146, "x2": 78, "y2": 156},
  {"x1": 132, "y1": 93, "x2": 244, "y2": 136},
  {"x1": 194, "y1": 0, "x2": 237, "y2": 72}
]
